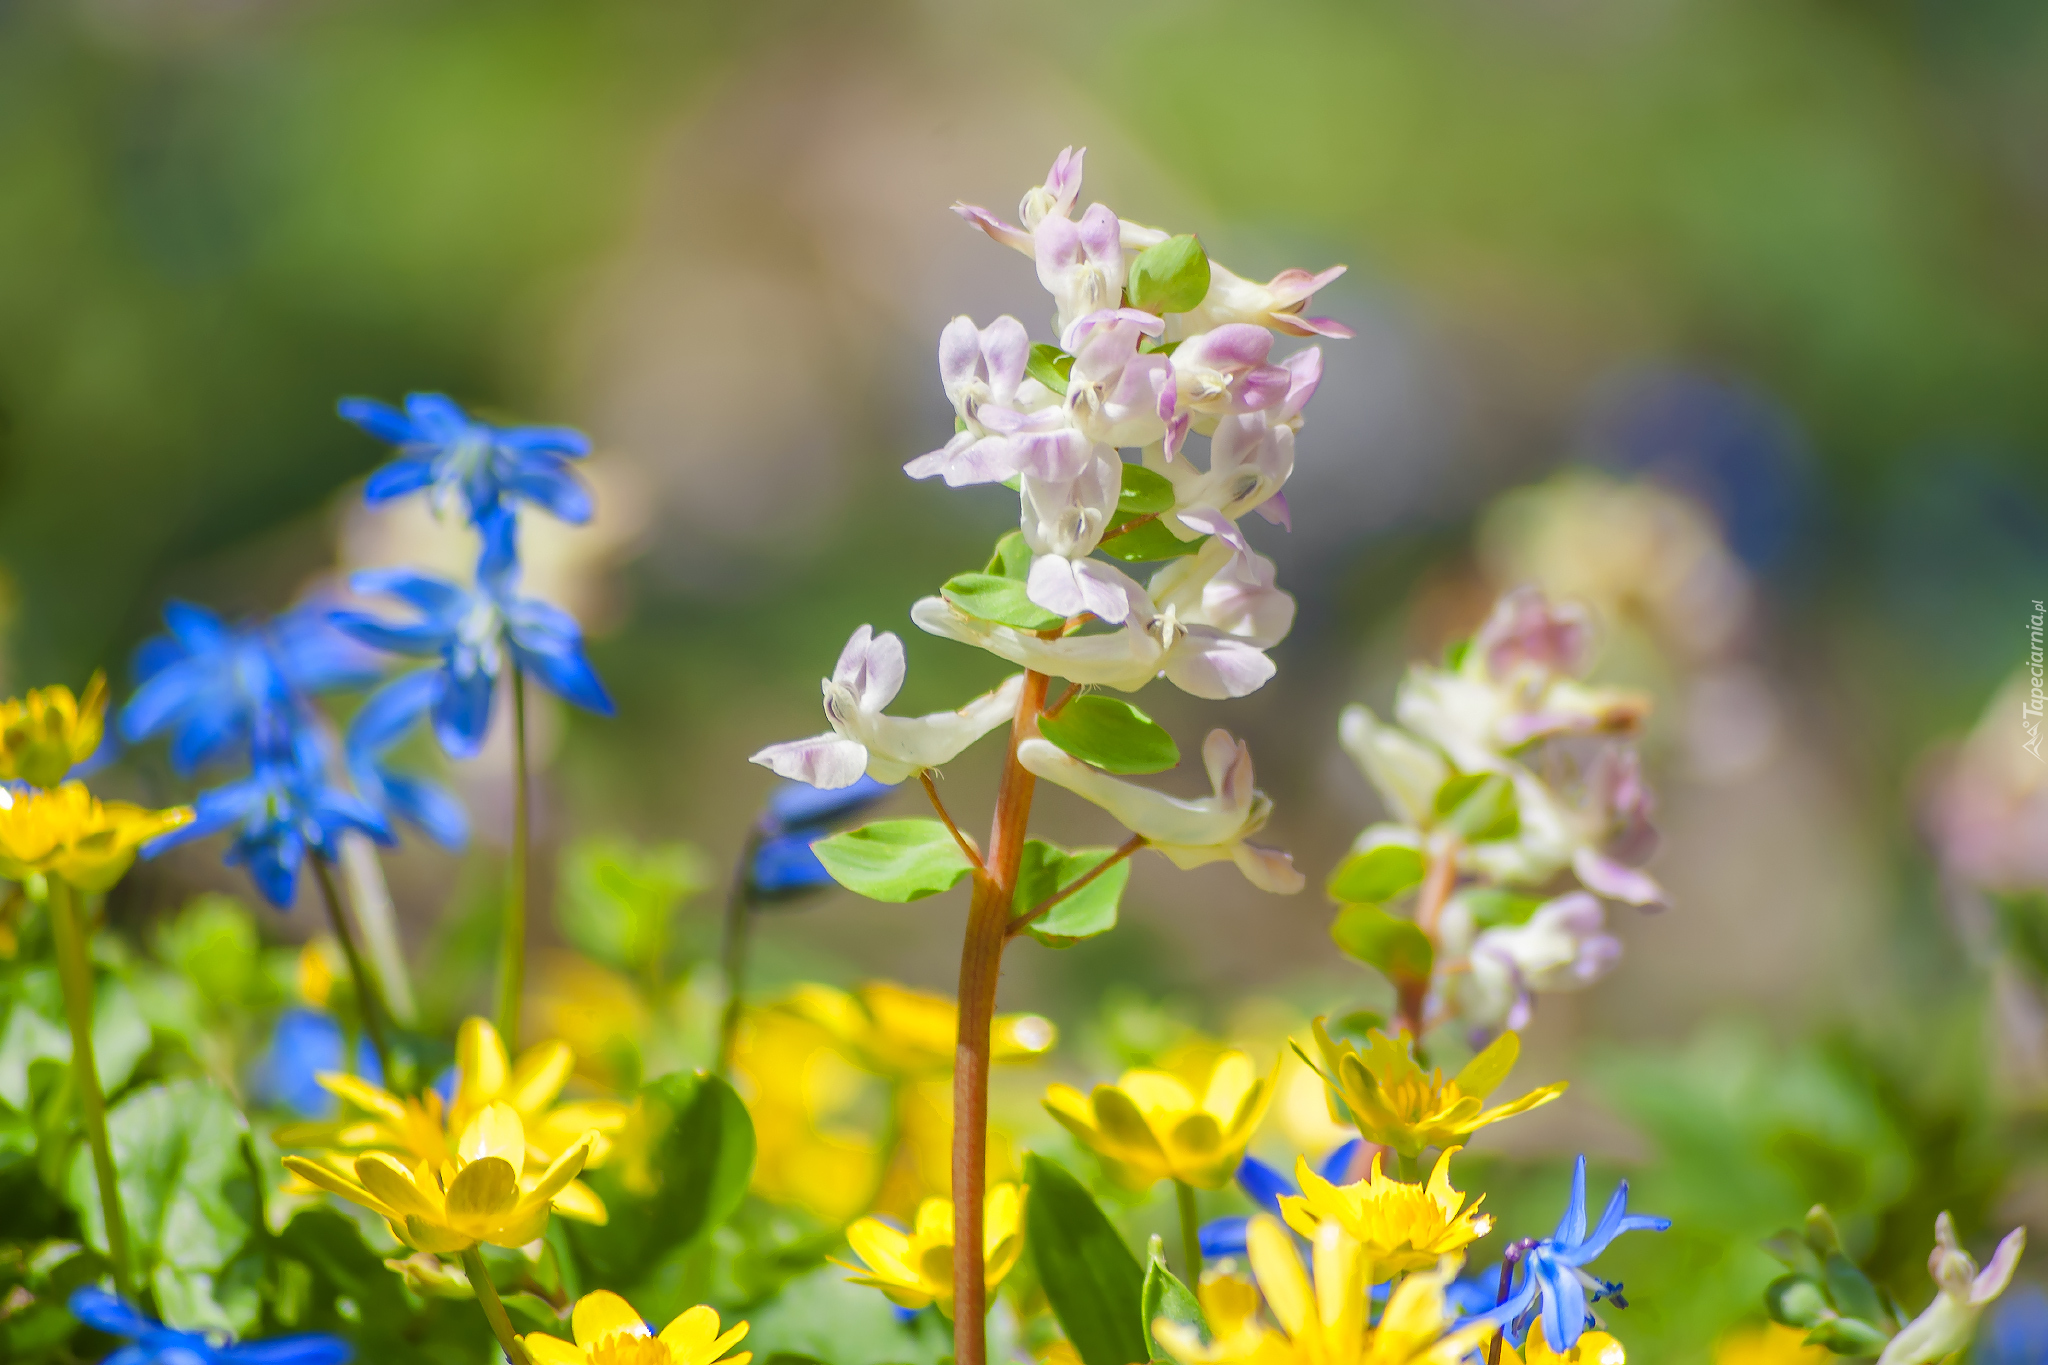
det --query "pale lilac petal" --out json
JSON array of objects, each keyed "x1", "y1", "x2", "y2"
[
  {"x1": 833, "y1": 625, "x2": 875, "y2": 687},
  {"x1": 905, "y1": 431, "x2": 975, "y2": 481},
  {"x1": 1179, "y1": 324, "x2": 1275, "y2": 372},
  {"x1": 982, "y1": 316, "x2": 1031, "y2": 398},
  {"x1": 1164, "y1": 632, "x2": 1276, "y2": 700},
  {"x1": 1011, "y1": 426, "x2": 1096, "y2": 483},
  {"x1": 856, "y1": 630, "x2": 907, "y2": 713},
  {"x1": 1233, "y1": 364, "x2": 1294, "y2": 413},
  {"x1": 1062, "y1": 307, "x2": 1163, "y2": 354},
  {"x1": 942, "y1": 435, "x2": 1026, "y2": 487},
  {"x1": 1280, "y1": 314, "x2": 1354, "y2": 339},
  {"x1": 1077, "y1": 203, "x2": 1121, "y2": 264},
  {"x1": 1027, "y1": 555, "x2": 1086, "y2": 619},
  {"x1": 1279, "y1": 348, "x2": 1323, "y2": 419},
  {"x1": 1035, "y1": 214, "x2": 1083, "y2": 271},
  {"x1": 1233, "y1": 842, "x2": 1306, "y2": 895},
  {"x1": 939, "y1": 316, "x2": 981, "y2": 396},
  {"x1": 1973, "y1": 1228, "x2": 2026, "y2": 1305},
  {"x1": 751, "y1": 734, "x2": 870, "y2": 790},
  {"x1": 1045, "y1": 146, "x2": 1084, "y2": 216},
  {"x1": 1573, "y1": 849, "x2": 1668, "y2": 910},
  {"x1": 1177, "y1": 507, "x2": 1250, "y2": 560},
  {"x1": 1256, "y1": 491, "x2": 1291, "y2": 529},
  {"x1": 953, "y1": 203, "x2": 1032, "y2": 253},
  {"x1": 1201, "y1": 728, "x2": 1243, "y2": 796},
  {"x1": 1075, "y1": 560, "x2": 1137, "y2": 624}
]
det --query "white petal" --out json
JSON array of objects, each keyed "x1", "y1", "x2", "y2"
[
  {"x1": 909, "y1": 597, "x2": 1162, "y2": 690},
  {"x1": 1233, "y1": 842, "x2": 1305, "y2": 894},
  {"x1": 1017, "y1": 738, "x2": 1247, "y2": 847},
  {"x1": 750, "y1": 735, "x2": 870, "y2": 790},
  {"x1": 854, "y1": 675, "x2": 1025, "y2": 776},
  {"x1": 1161, "y1": 629, "x2": 1275, "y2": 699}
]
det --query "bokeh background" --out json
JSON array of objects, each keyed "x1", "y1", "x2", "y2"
[{"x1": 4, "y1": 1, "x2": 2048, "y2": 1359}]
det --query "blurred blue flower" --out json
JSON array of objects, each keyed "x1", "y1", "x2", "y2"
[
  {"x1": 70, "y1": 1287, "x2": 352, "y2": 1365},
  {"x1": 1199, "y1": 1140, "x2": 1363, "y2": 1259},
  {"x1": 345, "y1": 669, "x2": 469, "y2": 849},
  {"x1": 251, "y1": 1008, "x2": 383, "y2": 1116},
  {"x1": 1470, "y1": 1155, "x2": 1669, "y2": 1353},
  {"x1": 120, "y1": 601, "x2": 380, "y2": 776},
  {"x1": 339, "y1": 391, "x2": 592, "y2": 531},
  {"x1": 146, "y1": 729, "x2": 392, "y2": 909},
  {"x1": 1976, "y1": 1284, "x2": 2048, "y2": 1365},
  {"x1": 330, "y1": 567, "x2": 613, "y2": 761},
  {"x1": 746, "y1": 774, "x2": 895, "y2": 900}
]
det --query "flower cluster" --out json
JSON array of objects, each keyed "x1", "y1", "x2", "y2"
[{"x1": 1334, "y1": 587, "x2": 1662, "y2": 1039}]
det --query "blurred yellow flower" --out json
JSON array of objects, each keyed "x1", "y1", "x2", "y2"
[
  {"x1": 0, "y1": 782, "x2": 191, "y2": 892},
  {"x1": 1502, "y1": 1318, "x2": 1626, "y2": 1365},
  {"x1": 1044, "y1": 1049, "x2": 1276, "y2": 1190},
  {"x1": 736, "y1": 1006, "x2": 885, "y2": 1222},
  {"x1": 0, "y1": 675, "x2": 106, "y2": 789},
  {"x1": 1709, "y1": 1325, "x2": 1824, "y2": 1365},
  {"x1": 780, "y1": 981, "x2": 1056, "y2": 1079},
  {"x1": 277, "y1": 1015, "x2": 625, "y2": 1224},
  {"x1": 284, "y1": 1102, "x2": 595, "y2": 1253},
  {"x1": 1299, "y1": 1022, "x2": 1564, "y2": 1159},
  {"x1": 1153, "y1": 1215, "x2": 1487, "y2": 1365},
  {"x1": 838, "y1": 1183, "x2": 1026, "y2": 1317},
  {"x1": 521, "y1": 1290, "x2": 750, "y2": 1365},
  {"x1": 1279, "y1": 1148, "x2": 1492, "y2": 1275}
]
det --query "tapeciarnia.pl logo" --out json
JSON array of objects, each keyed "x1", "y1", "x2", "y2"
[{"x1": 2027, "y1": 598, "x2": 2045, "y2": 760}]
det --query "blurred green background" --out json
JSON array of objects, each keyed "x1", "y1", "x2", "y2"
[{"x1": 3, "y1": 1, "x2": 2047, "y2": 1358}]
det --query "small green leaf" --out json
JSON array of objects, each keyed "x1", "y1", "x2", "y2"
[
  {"x1": 1127, "y1": 235, "x2": 1212, "y2": 315},
  {"x1": 1117, "y1": 463, "x2": 1176, "y2": 516},
  {"x1": 942, "y1": 573, "x2": 1066, "y2": 630},
  {"x1": 1434, "y1": 772, "x2": 1520, "y2": 841},
  {"x1": 1803, "y1": 1205, "x2": 1845, "y2": 1258},
  {"x1": 1038, "y1": 696, "x2": 1179, "y2": 775},
  {"x1": 1803, "y1": 1318, "x2": 1892, "y2": 1356},
  {"x1": 1028, "y1": 343, "x2": 1075, "y2": 396},
  {"x1": 1461, "y1": 889, "x2": 1546, "y2": 930},
  {"x1": 1443, "y1": 637, "x2": 1472, "y2": 671},
  {"x1": 812, "y1": 821, "x2": 975, "y2": 902},
  {"x1": 1026, "y1": 1153, "x2": 1148, "y2": 1365},
  {"x1": 1822, "y1": 1252, "x2": 1886, "y2": 1331},
  {"x1": 986, "y1": 531, "x2": 1034, "y2": 581},
  {"x1": 558, "y1": 837, "x2": 712, "y2": 975},
  {"x1": 1765, "y1": 1275, "x2": 1830, "y2": 1329},
  {"x1": 1014, "y1": 841, "x2": 1132, "y2": 945},
  {"x1": 1326, "y1": 845, "x2": 1426, "y2": 904},
  {"x1": 68, "y1": 1078, "x2": 255, "y2": 1277},
  {"x1": 1099, "y1": 518, "x2": 1204, "y2": 563},
  {"x1": 644, "y1": 1072, "x2": 756, "y2": 1248},
  {"x1": 1330, "y1": 904, "x2": 1434, "y2": 984},
  {"x1": 1143, "y1": 1239, "x2": 1207, "y2": 1360}
]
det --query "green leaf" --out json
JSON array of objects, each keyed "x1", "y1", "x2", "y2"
[
  {"x1": 1822, "y1": 1252, "x2": 1887, "y2": 1330},
  {"x1": 1126, "y1": 235, "x2": 1211, "y2": 315},
  {"x1": 1330, "y1": 904, "x2": 1434, "y2": 984},
  {"x1": 1013, "y1": 841, "x2": 1132, "y2": 946},
  {"x1": 986, "y1": 531, "x2": 1034, "y2": 581},
  {"x1": 1117, "y1": 463, "x2": 1176, "y2": 517},
  {"x1": 942, "y1": 573, "x2": 1066, "y2": 630},
  {"x1": 1325, "y1": 845, "x2": 1426, "y2": 904},
  {"x1": 0, "y1": 965, "x2": 152, "y2": 1110},
  {"x1": 1143, "y1": 1239, "x2": 1207, "y2": 1361},
  {"x1": 1026, "y1": 1153, "x2": 1148, "y2": 1365},
  {"x1": 1765, "y1": 1275, "x2": 1830, "y2": 1329},
  {"x1": 1461, "y1": 889, "x2": 1546, "y2": 930},
  {"x1": 1803, "y1": 1317, "x2": 1892, "y2": 1356},
  {"x1": 812, "y1": 821, "x2": 976, "y2": 902},
  {"x1": 558, "y1": 837, "x2": 712, "y2": 974},
  {"x1": 1038, "y1": 696, "x2": 1179, "y2": 775},
  {"x1": 1434, "y1": 772, "x2": 1520, "y2": 841},
  {"x1": 1028, "y1": 343, "x2": 1074, "y2": 396},
  {"x1": 67, "y1": 1078, "x2": 255, "y2": 1278},
  {"x1": 1099, "y1": 518, "x2": 1204, "y2": 563}
]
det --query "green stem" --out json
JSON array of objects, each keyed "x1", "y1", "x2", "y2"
[
  {"x1": 48, "y1": 879, "x2": 136, "y2": 1301},
  {"x1": 1174, "y1": 1179, "x2": 1202, "y2": 1283},
  {"x1": 715, "y1": 828, "x2": 764, "y2": 1077},
  {"x1": 462, "y1": 1247, "x2": 533, "y2": 1365},
  {"x1": 1396, "y1": 1150, "x2": 1425, "y2": 1183},
  {"x1": 496, "y1": 664, "x2": 530, "y2": 1047},
  {"x1": 311, "y1": 856, "x2": 393, "y2": 1080}
]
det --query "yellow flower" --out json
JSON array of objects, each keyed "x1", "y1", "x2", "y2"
[
  {"x1": 838, "y1": 1183, "x2": 1026, "y2": 1317},
  {"x1": 1299, "y1": 1021, "x2": 1564, "y2": 1159},
  {"x1": 1153, "y1": 1215, "x2": 1489, "y2": 1365},
  {"x1": 0, "y1": 675, "x2": 106, "y2": 789},
  {"x1": 1503, "y1": 1319, "x2": 1626, "y2": 1365},
  {"x1": 0, "y1": 782, "x2": 191, "y2": 892},
  {"x1": 283, "y1": 1102, "x2": 594, "y2": 1253},
  {"x1": 277, "y1": 1016, "x2": 625, "y2": 1224},
  {"x1": 780, "y1": 981, "x2": 1056, "y2": 1079},
  {"x1": 1044, "y1": 1049, "x2": 1276, "y2": 1190},
  {"x1": 1279, "y1": 1147, "x2": 1492, "y2": 1273},
  {"x1": 1711, "y1": 1324, "x2": 1826, "y2": 1365},
  {"x1": 521, "y1": 1290, "x2": 750, "y2": 1365}
]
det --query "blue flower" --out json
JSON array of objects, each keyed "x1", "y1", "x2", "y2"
[
  {"x1": 1471, "y1": 1155, "x2": 1670, "y2": 1353},
  {"x1": 1978, "y1": 1284, "x2": 2048, "y2": 1365},
  {"x1": 1199, "y1": 1140, "x2": 1363, "y2": 1259},
  {"x1": 330, "y1": 568, "x2": 613, "y2": 761},
  {"x1": 252, "y1": 1008, "x2": 383, "y2": 1116},
  {"x1": 147, "y1": 730, "x2": 392, "y2": 909},
  {"x1": 69, "y1": 1287, "x2": 352, "y2": 1365},
  {"x1": 747, "y1": 775, "x2": 896, "y2": 899},
  {"x1": 339, "y1": 392, "x2": 592, "y2": 530},
  {"x1": 344, "y1": 669, "x2": 469, "y2": 849},
  {"x1": 120, "y1": 601, "x2": 380, "y2": 775}
]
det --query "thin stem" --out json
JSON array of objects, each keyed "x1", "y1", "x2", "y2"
[
  {"x1": 49, "y1": 879, "x2": 135, "y2": 1301},
  {"x1": 1401, "y1": 837, "x2": 1461, "y2": 1040},
  {"x1": 338, "y1": 830, "x2": 417, "y2": 1026},
  {"x1": 496, "y1": 664, "x2": 531, "y2": 1047},
  {"x1": 921, "y1": 772, "x2": 985, "y2": 873},
  {"x1": 1487, "y1": 1239, "x2": 1534, "y2": 1365},
  {"x1": 1174, "y1": 1179, "x2": 1202, "y2": 1284},
  {"x1": 1043, "y1": 682, "x2": 1082, "y2": 718},
  {"x1": 1008, "y1": 834, "x2": 1145, "y2": 938},
  {"x1": 715, "y1": 827, "x2": 764, "y2": 1078},
  {"x1": 953, "y1": 668, "x2": 1049, "y2": 1365},
  {"x1": 462, "y1": 1247, "x2": 533, "y2": 1365},
  {"x1": 1395, "y1": 1149, "x2": 1425, "y2": 1183},
  {"x1": 312, "y1": 857, "x2": 393, "y2": 1080}
]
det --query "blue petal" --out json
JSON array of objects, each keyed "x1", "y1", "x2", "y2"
[
  {"x1": 475, "y1": 504, "x2": 521, "y2": 595},
  {"x1": 1460, "y1": 1272, "x2": 1539, "y2": 1336},
  {"x1": 233, "y1": 826, "x2": 306, "y2": 909},
  {"x1": 1235, "y1": 1153, "x2": 1298, "y2": 1213},
  {"x1": 161, "y1": 600, "x2": 231, "y2": 652},
  {"x1": 348, "y1": 672, "x2": 442, "y2": 757},
  {"x1": 1199, "y1": 1216, "x2": 1249, "y2": 1259},
  {"x1": 1317, "y1": 1138, "x2": 1365, "y2": 1184},
  {"x1": 144, "y1": 779, "x2": 265, "y2": 857},
  {"x1": 763, "y1": 775, "x2": 896, "y2": 833},
  {"x1": 512, "y1": 638, "x2": 614, "y2": 716},
  {"x1": 270, "y1": 608, "x2": 388, "y2": 692},
  {"x1": 69, "y1": 1287, "x2": 159, "y2": 1338},
  {"x1": 166, "y1": 700, "x2": 247, "y2": 775},
  {"x1": 748, "y1": 833, "x2": 836, "y2": 896},
  {"x1": 1557, "y1": 1179, "x2": 1670, "y2": 1267},
  {"x1": 253, "y1": 1009, "x2": 349, "y2": 1115},
  {"x1": 328, "y1": 612, "x2": 449, "y2": 657},
  {"x1": 118, "y1": 662, "x2": 213, "y2": 743},
  {"x1": 377, "y1": 772, "x2": 469, "y2": 850},
  {"x1": 309, "y1": 790, "x2": 394, "y2": 854},
  {"x1": 346, "y1": 569, "x2": 468, "y2": 621},
  {"x1": 504, "y1": 456, "x2": 593, "y2": 524},
  {"x1": 1533, "y1": 1253, "x2": 1587, "y2": 1354},
  {"x1": 363, "y1": 458, "x2": 438, "y2": 504},
  {"x1": 1553, "y1": 1155, "x2": 1589, "y2": 1247},
  {"x1": 337, "y1": 397, "x2": 417, "y2": 445},
  {"x1": 496, "y1": 424, "x2": 591, "y2": 457},
  {"x1": 221, "y1": 1334, "x2": 355, "y2": 1365},
  {"x1": 432, "y1": 666, "x2": 497, "y2": 760},
  {"x1": 402, "y1": 392, "x2": 472, "y2": 441}
]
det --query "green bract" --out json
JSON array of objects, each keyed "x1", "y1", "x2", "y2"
[
  {"x1": 943, "y1": 573, "x2": 1066, "y2": 630},
  {"x1": 1330, "y1": 903, "x2": 1434, "y2": 984},
  {"x1": 1326, "y1": 844, "x2": 1427, "y2": 903},
  {"x1": 1013, "y1": 840, "x2": 1132, "y2": 944},
  {"x1": 1037, "y1": 695, "x2": 1179, "y2": 775},
  {"x1": 1126, "y1": 234, "x2": 1212, "y2": 316},
  {"x1": 812, "y1": 820, "x2": 976, "y2": 902},
  {"x1": 1027, "y1": 343, "x2": 1075, "y2": 396},
  {"x1": 1142, "y1": 1239, "x2": 1207, "y2": 1360},
  {"x1": 1434, "y1": 771, "x2": 1520, "y2": 841}
]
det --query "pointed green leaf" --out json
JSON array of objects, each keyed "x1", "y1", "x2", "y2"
[
  {"x1": 1099, "y1": 518, "x2": 1205, "y2": 563},
  {"x1": 812, "y1": 821, "x2": 975, "y2": 902},
  {"x1": 1143, "y1": 1239, "x2": 1207, "y2": 1360},
  {"x1": 1330, "y1": 904, "x2": 1434, "y2": 984},
  {"x1": 943, "y1": 573, "x2": 1066, "y2": 630},
  {"x1": 1822, "y1": 1252, "x2": 1886, "y2": 1330},
  {"x1": 1028, "y1": 343, "x2": 1074, "y2": 396},
  {"x1": 1117, "y1": 464, "x2": 1175, "y2": 517},
  {"x1": 1014, "y1": 841, "x2": 1132, "y2": 945},
  {"x1": 1765, "y1": 1275, "x2": 1830, "y2": 1329},
  {"x1": 1803, "y1": 1318, "x2": 1891, "y2": 1356},
  {"x1": 1325, "y1": 845, "x2": 1426, "y2": 904},
  {"x1": 1127, "y1": 235, "x2": 1211, "y2": 316},
  {"x1": 986, "y1": 532, "x2": 1034, "y2": 581},
  {"x1": 1038, "y1": 696, "x2": 1179, "y2": 775},
  {"x1": 1026, "y1": 1153, "x2": 1148, "y2": 1365},
  {"x1": 1461, "y1": 888, "x2": 1546, "y2": 930},
  {"x1": 1434, "y1": 772, "x2": 1520, "y2": 841}
]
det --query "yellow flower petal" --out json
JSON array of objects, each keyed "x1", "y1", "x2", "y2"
[
  {"x1": 549, "y1": 1178, "x2": 609, "y2": 1225},
  {"x1": 317, "y1": 1072, "x2": 411, "y2": 1126},
  {"x1": 459, "y1": 1103, "x2": 528, "y2": 1176},
  {"x1": 572, "y1": 1289, "x2": 650, "y2": 1348},
  {"x1": 354, "y1": 1153, "x2": 439, "y2": 1221},
  {"x1": 507, "y1": 1041, "x2": 576, "y2": 1117},
  {"x1": 445, "y1": 1155, "x2": 520, "y2": 1224},
  {"x1": 399, "y1": 1214, "x2": 475, "y2": 1255},
  {"x1": 457, "y1": 1017, "x2": 512, "y2": 1113},
  {"x1": 1247, "y1": 1216, "x2": 1314, "y2": 1340},
  {"x1": 520, "y1": 1333, "x2": 584, "y2": 1365}
]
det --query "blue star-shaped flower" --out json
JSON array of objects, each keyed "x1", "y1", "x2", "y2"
[
  {"x1": 1470, "y1": 1155, "x2": 1671, "y2": 1353},
  {"x1": 69, "y1": 1287, "x2": 352, "y2": 1365},
  {"x1": 330, "y1": 567, "x2": 614, "y2": 761},
  {"x1": 339, "y1": 391, "x2": 592, "y2": 532},
  {"x1": 344, "y1": 669, "x2": 469, "y2": 850}
]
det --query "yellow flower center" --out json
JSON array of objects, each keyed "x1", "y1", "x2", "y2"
[{"x1": 588, "y1": 1333, "x2": 674, "y2": 1365}]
